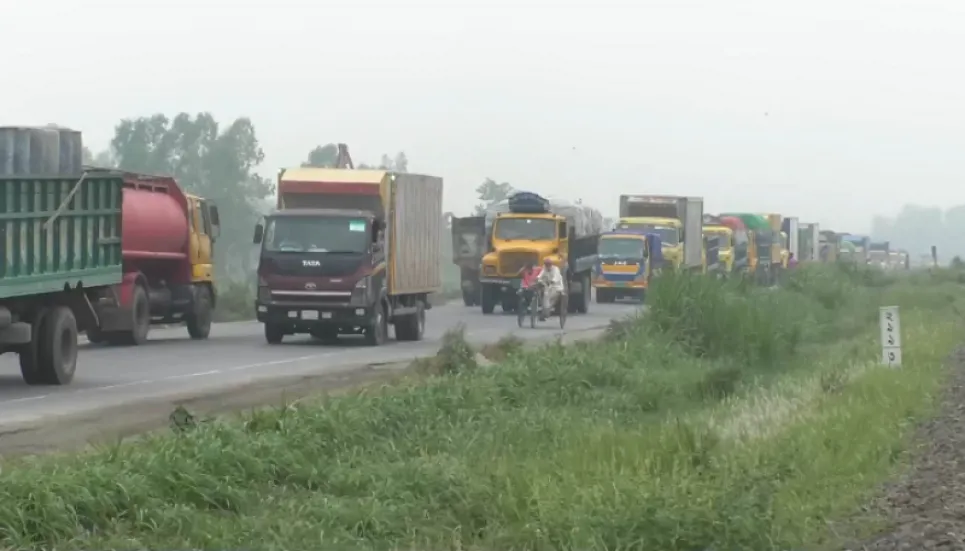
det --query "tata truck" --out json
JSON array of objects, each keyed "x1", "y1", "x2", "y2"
[
  {"x1": 253, "y1": 167, "x2": 443, "y2": 345},
  {"x1": 616, "y1": 195, "x2": 704, "y2": 272},
  {"x1": 450, "y1": 215, "x2": 486, "y2": 306},
  {"x1": 593, "y1": 231, "x2": 663, "y2": 302},
  {"x1": 85, "y1": 170, "x2": 221, "y2": 346},
  {"x1": 479, "y1": 192, "x2": 602, "y2": 315}
]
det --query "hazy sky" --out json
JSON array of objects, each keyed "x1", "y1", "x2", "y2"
[{"x1": 5, "y1": 0, "x2": 963, "y2": 232}]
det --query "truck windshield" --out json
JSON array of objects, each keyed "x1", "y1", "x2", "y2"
[
  {"x1": 704, "y1": 230, "x2": 732, "y2": 248},
  {"x1": 599, "y1": 238, "x2": 646, "y2": 258},
  {"x1": 615, "y1": 224, "x2": 679, "y2": 245},
  {"x1": 494, "y1": 218, "x2": 556, "y2": 240},
  {"x1": 265, "y1": 216, "x2": 369, "y2": 253}
]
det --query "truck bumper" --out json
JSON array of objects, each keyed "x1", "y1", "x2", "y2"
[
  {"x1": 256, "y1": 301, "x2": 375, "y2": 327},
  {"x1": 479, "y1": 278, "x2": 521, "y2": 293}
]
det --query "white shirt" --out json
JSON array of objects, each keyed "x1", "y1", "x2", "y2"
[{"x1": 537, "y1": 264, "x2": 564, "y2": 292}]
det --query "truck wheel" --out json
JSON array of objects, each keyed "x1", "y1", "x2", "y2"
[
  {"x1": 576, "y1": 276, "x2": 590, "y2": 314},
  {"x1": 395, "y1": 302, "x2": 425, "y2": 341},
  {"x1": 19, "y1": 307, "x2": 49, "y2": 385},
  {"x1": 364, "y1": 302, "x2": 388, "y2": 346},
  {"x1": 265, "y1": 323, "x2": 285, "y2": 344},
  {"x1": 501, "y1": 298, "x2": 516, "y2": 314},
  {"x1": 462, "y1": 289, "x2": 475, "y2": 307},
  {"x1": 187, "y1": 285, "x2": 213, "y2": 340},
  {"x1": 117, "y1": 284, "x2": 151, "y2": 345},
  {"x1": 481, "y1": 287, "x2": 495, "y2": 315},
  {"x1": 28, "y1": 306, "x2": 78, "y2": 386}
]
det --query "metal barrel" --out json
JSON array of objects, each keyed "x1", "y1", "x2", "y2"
[
  {"x1": 28, "y1": 127, "x2": 60, "y2": 174},
  {"x1": 0, "y1": 127, "x2": 33, "y2": 176},
  {"x1": 57, "y1": 127, "x2": 83, "y2": 173}
]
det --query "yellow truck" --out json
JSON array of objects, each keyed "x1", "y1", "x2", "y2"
[
  {"x1": 593, "y1": 230, "x2": 663, "y2": 302},
  {"x1": 479, "y1": 192, "x2": 603, "y2": 315},
  {"x1": 702, "y1": 214, "x2": 735, "y2": 274},
  {"x1": 616, "y1": 195, "x2": 705, "y2": 272}
]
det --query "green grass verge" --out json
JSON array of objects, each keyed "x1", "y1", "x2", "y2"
[{"x1": 0, "y1": 265, "x2": 961, "y2": 550}]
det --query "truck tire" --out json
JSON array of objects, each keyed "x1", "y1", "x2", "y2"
[
  {"x1": 576, "y1": 275, "x2": 590, "y2": 314},
  {"x1": 19, "y1": 307, "x2": 48, "y2": 384},
  {"x1": 23, "y1": 306, "x2": 78, "y2": 386},
  {"x1": 265, "y1": 323, "x2": 285, "y2": 344},
  {"x1": 364, "y1": 302, "x2": 388, "y2": 346},
  {"x1": 395, "y1": 302, "x2": 425, "y2": 341},
  {"x1": 481, "y1": 286, "x2": 495, "y2": 315},
  {"x1": 186, "y1": 285, "x2": 213, "y2": 340},
  {"x1": 462, "y1": 289, "x2": 475, "y2": 307},
  {"x1": 86, "y1": 327, "x2": 107, "y2": 344},
  {"x1": 115, "y1": 284, "x2": 151, "y2": 346}
]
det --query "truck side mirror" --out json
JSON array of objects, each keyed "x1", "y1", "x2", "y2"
[
  {"x1": 209, "y1": 204, "x2": 221, "y2": 240},
  {"x1": 253, "y1": 223, "x2": 264, "y2": 244}
]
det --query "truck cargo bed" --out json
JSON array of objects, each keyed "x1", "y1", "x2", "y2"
[{"x1": 1, "y1": 173, "x2": 124, "y2": 299}]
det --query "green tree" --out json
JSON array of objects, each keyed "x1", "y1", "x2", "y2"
[
  {"x1": 473, "y1": 178, "x2": 514, "y2": 215},
  {"x1": 109, "y1": 112, "x2": 273, "y2": 277},
  {"x1": 82, "y1": 146, "x2": 116, "y2": 168},
  {"x1": 302, "y1": 144, "x2": 339, "y2": 167}
]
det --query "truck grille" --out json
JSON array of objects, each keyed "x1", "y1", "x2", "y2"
[{"x1": 499, "y1": 252, "x2": 538, "y2": 276}]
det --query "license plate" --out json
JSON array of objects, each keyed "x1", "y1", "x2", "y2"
[
  {"x1": 321, "y1": 311, "x2": 333, "y2": 319},
  {"x1": 302, "y1": 310, "x2": 320, "y2": 320}
]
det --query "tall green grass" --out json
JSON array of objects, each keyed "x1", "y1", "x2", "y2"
[{"x1": 0, "y1": 265, "x2": 961, "y2": 550}]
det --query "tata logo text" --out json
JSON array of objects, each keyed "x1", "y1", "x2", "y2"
[{"x1": 302, "y1": 260, "x2": 321, "y2": 267}]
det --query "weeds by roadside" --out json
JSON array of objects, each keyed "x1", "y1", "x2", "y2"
[{"x1": 0, "y1": 265, "x2": 961, "y2": 551}]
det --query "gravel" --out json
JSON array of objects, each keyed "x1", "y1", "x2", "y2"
[{"x1": 844, "y1": 348, "x2": 965, "y2": 550}]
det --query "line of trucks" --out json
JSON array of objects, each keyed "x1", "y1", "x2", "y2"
[
  {"x1": 1, "y1": 131, "x2": 445, "y2": 386},
  {"x1": 0, "y1": 125, "x2": 912, "y2": 388},
  {"x1": 451, "y1": 195, "x2": 911, "y2": 309}
]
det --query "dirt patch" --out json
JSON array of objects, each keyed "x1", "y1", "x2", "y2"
[{"x1": 843, "y1": 348, "x2": 965, "y2": 550}]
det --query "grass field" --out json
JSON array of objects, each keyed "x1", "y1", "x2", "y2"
[{"x1": 0, "y1": 265, "x2": 961, "y2": 550}]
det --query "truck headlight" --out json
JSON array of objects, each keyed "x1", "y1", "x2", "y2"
[
  {"x1": 352, "y1": 276, "x2": 372, "y2": 304},
  {"x1": 483, "y1": 264, "x2": 497, "y2": 275},
  {"x1": 257, "y1": 286, "x2": 271, "y2": 303}
]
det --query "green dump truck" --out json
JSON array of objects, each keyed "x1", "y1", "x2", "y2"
[{"x1": 0, "y1": 172, "x2": 124, "y2": 385}]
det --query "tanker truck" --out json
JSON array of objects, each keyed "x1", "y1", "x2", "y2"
[
  {"x1": 85, "y1": 170, "x2": 222, "y2": 345},
  {"x1": 253, "y1": 165, "x2": 443, "y2": 346},
  {"x1": 479, "y1": 192, "x2": 602, "y2": 314}
]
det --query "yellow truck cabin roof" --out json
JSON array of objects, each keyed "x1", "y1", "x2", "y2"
[{"x1": 279, "y1": 167, "x2": 387, "y2": 185}]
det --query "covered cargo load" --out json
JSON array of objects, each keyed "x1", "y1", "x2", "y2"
[{"x1": 485, "y1": 193, "x2": 604, "y2": 238}]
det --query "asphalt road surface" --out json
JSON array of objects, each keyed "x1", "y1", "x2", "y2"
[{"x1": 0, "y1": 301, "x2": 641, "y2": 428}]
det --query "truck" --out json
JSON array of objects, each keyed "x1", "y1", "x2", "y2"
[
  {"x1": 593, "y1": 231, "x2": 663, "y2": 303},
  {"x1": 720, "y1": 213, "x2": 773, "y2": 283},
  {"x1": 450, "y1": 215, "x2": 487, "y2": 306},
  {"x1": 702, "y1": 214, "x2": 735, "y2": 274},
  {"x1": 819, "y1": 231, "x2": 840, "y2": 263},
  {"x1": 479, "y1": 192, "x2": 602, "y2": 315},
  {"x1": 253, "y1": 160, "x2": 443, "y2": 346},
  {"x1": 798, "y1": 223, "x2": 820, "y2": 262},
  {"x1": 839, "y1": 234, "x2": 871, "y2": 263},
  {"x1": 0, "y1": 170, "x2": 123, "y2": 385},
  {"x1": 85, "y1": 170, "x2": 222, "y2": 345},
  {"x1": 781, "y1": 216, "x2": 800, "y2": 267},
  {"x1": 616, "y1": 195, "x2": 704, "y2": 272},
  {"x1": 868, "y1": 241, "x2": 890, "y2": 268}
]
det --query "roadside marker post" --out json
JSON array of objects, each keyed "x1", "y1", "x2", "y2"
[{"x1": 879, "y1": 305, "x2": 902, "y2": 367}]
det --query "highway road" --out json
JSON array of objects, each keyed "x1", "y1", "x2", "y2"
[{"x1": 0, "y1": 301, "x2": 641, "y2": 430}]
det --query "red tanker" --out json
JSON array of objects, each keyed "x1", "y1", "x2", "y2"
[{"x1": 86, "y1": 171, "x2": 221, "y2": 346}]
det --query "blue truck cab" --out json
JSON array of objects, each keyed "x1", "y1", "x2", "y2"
[{"x1": 593, "y1": 230, "x2": 663, "y2": 303}]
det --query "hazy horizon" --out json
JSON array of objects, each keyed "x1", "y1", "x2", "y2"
[{"x1": 5, "y1": 0, "x2": 964, "y2": 231}]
